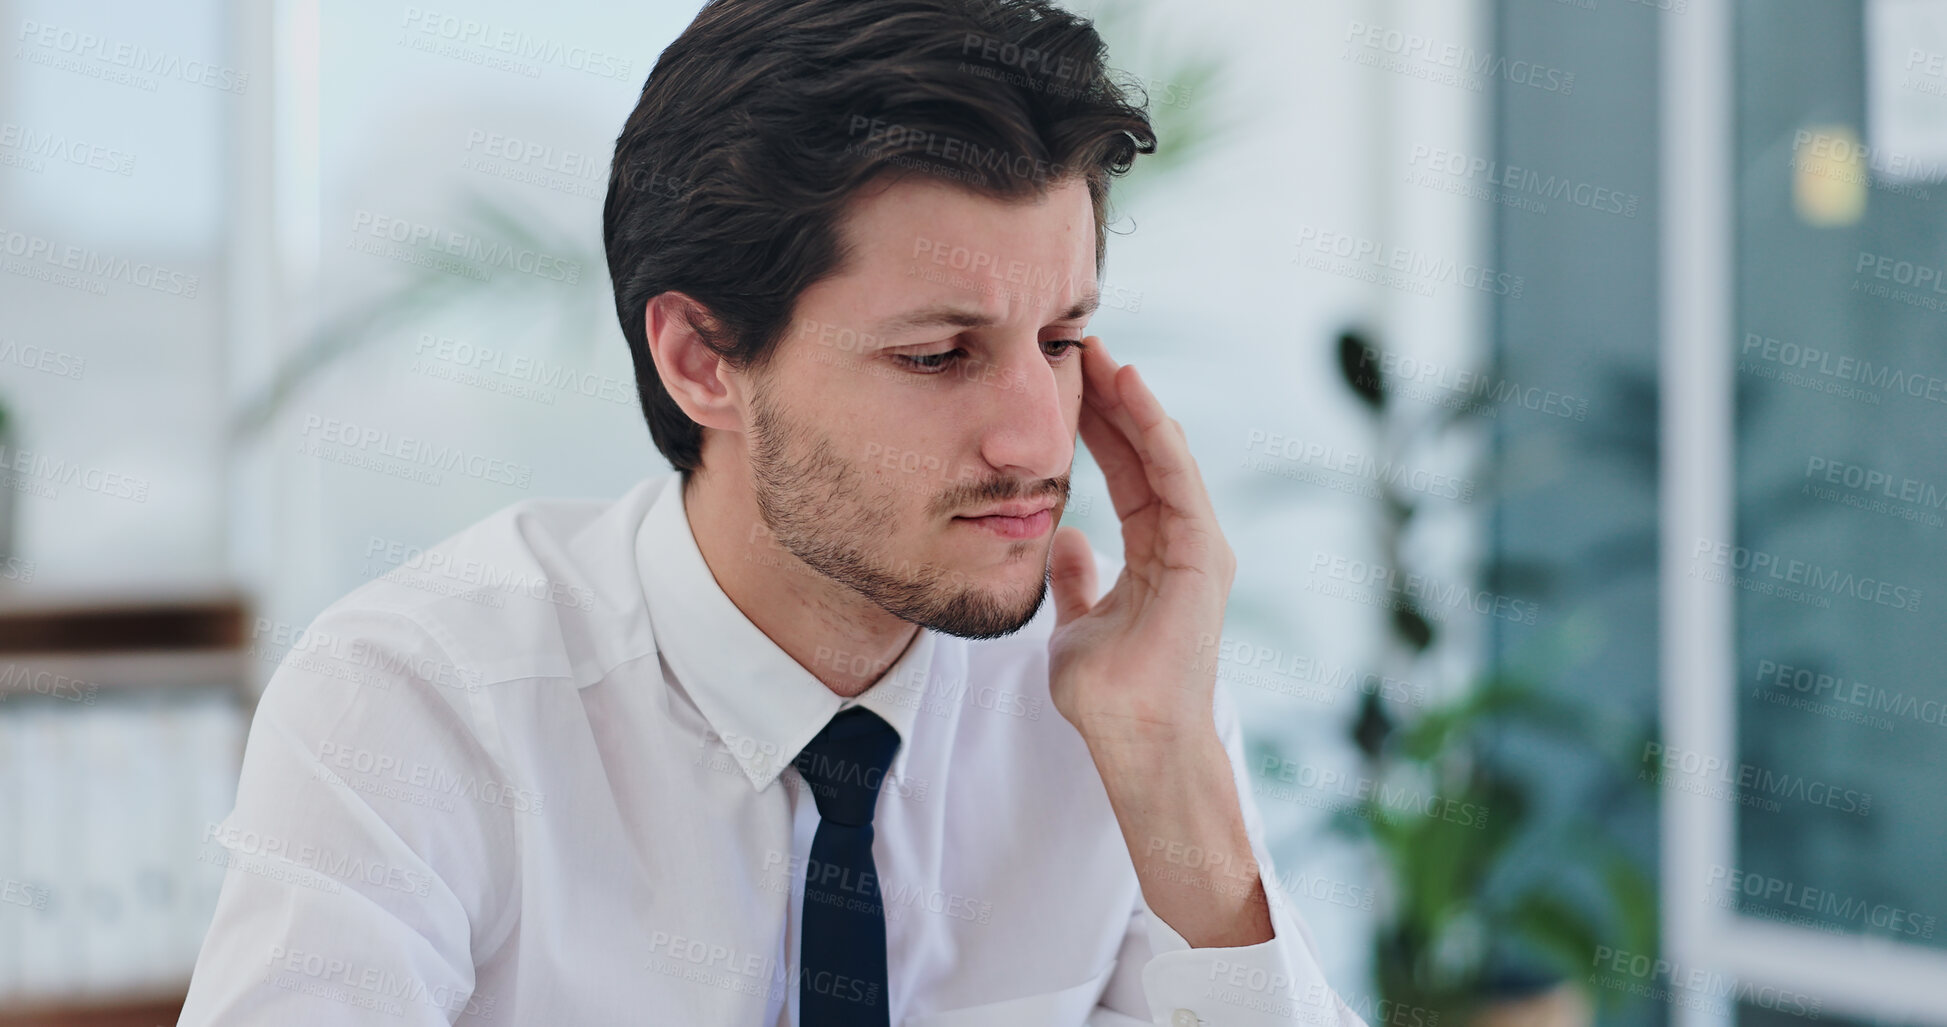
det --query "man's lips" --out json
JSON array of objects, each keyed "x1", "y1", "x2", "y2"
[
  {"x1": 954, "y1": 505, "x2": 1056, "y2": 539},
  {"x1": 960, "y1": 501, "x2": 1056, "y2": 519}
]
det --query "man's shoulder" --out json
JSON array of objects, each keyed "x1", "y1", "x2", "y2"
[{"x1": 320, "y1": 475, "x2": 672, "y2": 689}]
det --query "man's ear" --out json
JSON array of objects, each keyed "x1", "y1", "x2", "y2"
[{"x1": 644, "y1": 292, "x2": 745, "y2": 433}]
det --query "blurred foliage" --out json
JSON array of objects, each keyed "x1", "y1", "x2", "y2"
[
  {"x1": 1313, "y1": 328, "x2": 1660, "y2": 1022},
  {"x1": 227, "y1": 191, "x2": 603, "y2": 444},
  {"x1": 1344, "y1": 671, "x2": 1657, "y2": 1020},
  {"x1": 1077, "y1": 0, "x2": 1236, "y2": 205}
]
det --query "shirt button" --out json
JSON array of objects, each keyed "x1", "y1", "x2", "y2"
[{"x1": 1171, "y1": 1010, "x2": 1199, "y2": 1027}]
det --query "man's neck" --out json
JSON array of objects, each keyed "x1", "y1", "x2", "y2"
[{"x1": 680, "y1": 469, "x2": 920, "y2": 699}]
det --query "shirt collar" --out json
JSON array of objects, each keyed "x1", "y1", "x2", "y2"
[{"x1": 636, "y1": 473, "x2": 936, "y2": 791}]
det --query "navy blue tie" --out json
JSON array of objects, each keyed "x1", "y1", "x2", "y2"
[{"x1": 793, "y1": 705, "x2": 900, "y2": 1027}]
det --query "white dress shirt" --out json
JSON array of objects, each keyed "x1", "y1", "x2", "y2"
[{"x1": 180, "y1": 471, "x2": 1367, "y2": 1026}]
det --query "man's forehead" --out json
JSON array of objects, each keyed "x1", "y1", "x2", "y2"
[{"x1": 833, "y1": 175, "x2": 1098, "y2": 332}]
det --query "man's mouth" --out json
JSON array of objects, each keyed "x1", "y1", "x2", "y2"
[{"x1": 954, "y1": 502, "x2": 1056, "y2": 539}]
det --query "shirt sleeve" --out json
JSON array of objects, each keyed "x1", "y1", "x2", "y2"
[
  {"x1": 177, "y1": 604, "x2": 516, "y2": 1025},
  {"x1": 1093, "y1": 680, "x2": 1370, "y2": 1027}
]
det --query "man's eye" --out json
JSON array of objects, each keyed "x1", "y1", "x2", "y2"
[
  {"x1": 1043, "y1": 338, "x2": 1086, "y2": 359},
  {"x1": 892, "y1": 339, "x2": 1084, "y2": 375},
  {"x1": 893, "y1": 349, "x2": 965, "y2": 373}
]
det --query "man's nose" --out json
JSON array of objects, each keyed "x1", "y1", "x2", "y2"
[{"x1": 973, "y1": 347, "x2": 1074, "y2": 480}]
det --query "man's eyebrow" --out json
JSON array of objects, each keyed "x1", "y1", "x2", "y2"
[{"x1": 871, "y1": 286, "x2": 1101, "y2": 337}]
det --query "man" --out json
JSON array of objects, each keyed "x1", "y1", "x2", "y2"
[{"x1": 182, "y1": 0, "x2": 1366, "y2": 1023}]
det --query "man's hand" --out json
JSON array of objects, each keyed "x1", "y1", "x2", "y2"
[
  {"x1": 1047, "y1": 336, "x2": 1235, "y2": 737},
  {"x1": 1046, "y1": 336, "x2": 1273, "y2": 950}
]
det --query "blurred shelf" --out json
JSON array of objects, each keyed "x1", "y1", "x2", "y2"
[
  {"x1": 0, "y1": 587, "x2": 250, "y2": 655},
  {"x1": 0, "y1": 991, "x2": 184, "y2": 1026},
  {"x1": 0, "y1": 588, "x2": 254, "y2": 707},
  {"x1": 0, "y1": 649, "x2": 253, "y2": 702}
]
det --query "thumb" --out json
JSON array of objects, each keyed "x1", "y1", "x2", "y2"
[{"x1": 1048, "y1": 525, "x2": 1099, "y2": 629}]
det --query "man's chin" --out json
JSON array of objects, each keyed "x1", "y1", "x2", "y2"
[{"x1": 899, "y1": 562, "x2": 1051, "y2": 640}]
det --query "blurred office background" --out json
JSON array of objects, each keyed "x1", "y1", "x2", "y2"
[{"x1": 0, "y1": 0, "x2": 1941, "y2": 1024}]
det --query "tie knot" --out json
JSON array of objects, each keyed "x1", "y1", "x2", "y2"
[{"x1": 792, "y1": 706, "x2": 900, "y2": 827}]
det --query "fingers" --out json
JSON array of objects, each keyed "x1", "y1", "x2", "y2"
[
  {"x1": 1080, "y1": 338, "x2": 1219, "y2": 528},
  {"x1": 1080, "y1": 338, "x2": 1158, "y2": 521},
  {"x1": 1078, "y1": 392, "x2": 1154, "y2": 522},
  {"x1": 1116, "y1": 364, "x2": 1221, "y2": 527},
  {"x1": 1047, "y1": 525, "x2": 1100, "y2": 629},
  {"x1": 1080, "y1": 335, "x2": 1138, "y2": 438}
]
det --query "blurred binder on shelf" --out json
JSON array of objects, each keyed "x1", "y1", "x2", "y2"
[{"x1": 0, "y1": 590, "x2": 251, "y2": 1025}]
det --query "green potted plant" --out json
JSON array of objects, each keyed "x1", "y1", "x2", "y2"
[{"x1": 1273, "y1": 329, "x2": 1660, "y2": 1026}]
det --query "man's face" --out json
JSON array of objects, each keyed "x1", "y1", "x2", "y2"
[{"x1": 738, "y1": 171, "x2": 1097, "y2": 639}]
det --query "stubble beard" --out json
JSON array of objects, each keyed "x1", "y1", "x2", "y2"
[{"x1": 746, "y1": 390, "x2": 1051, "y2": 640}]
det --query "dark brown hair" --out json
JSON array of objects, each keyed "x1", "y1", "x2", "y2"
[{"x1": 603, "y1": 0, "x2": 1157, "y2": 477}]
